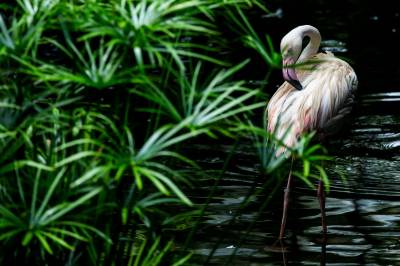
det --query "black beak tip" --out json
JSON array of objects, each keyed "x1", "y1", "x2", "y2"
[{"x1": 289, "y1": 79, "x2": 303, "y2": 90}]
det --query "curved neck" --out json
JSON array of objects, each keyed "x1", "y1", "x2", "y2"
[{"x1": 297, "y1": 28, "x2": 321, "y2": 63}]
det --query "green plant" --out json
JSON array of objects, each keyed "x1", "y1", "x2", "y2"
[
  {"x1": 127, "y1": 237, "x2": 192, "y2": 266},
  {"x1": 0, "y1": 0, "x2": 279, "y2": 264}
]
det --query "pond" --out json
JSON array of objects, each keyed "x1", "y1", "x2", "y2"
[{"x1": 184, "y1": 1, "x2": 400, "y2": 265}]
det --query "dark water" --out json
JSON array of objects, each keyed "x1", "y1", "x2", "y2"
[
  {"x1": 184, "y1": 1, "x2": 400, "y2": 265},
  {"x1": 187, "y1": 111, "x2": 400, "y2": 265}
]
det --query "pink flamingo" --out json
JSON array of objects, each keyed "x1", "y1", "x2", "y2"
[{"x1": 267, "y1": 25, "x2": 358, "y2": 239}]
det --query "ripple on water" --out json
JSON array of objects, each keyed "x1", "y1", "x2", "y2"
[{"x1": 186, "y1": 111, "x2": 400, "y2": 265}]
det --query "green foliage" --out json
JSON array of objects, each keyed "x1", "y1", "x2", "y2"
[
  {"x1": 291, "y1": 132, "x2": 333, "y2": 191},
  {"x1": 0, "y1": 0, "x2": 270, "y2": 264},
  {"x1": 127, "y1": 237, "x2": 192, "y2": 266}
]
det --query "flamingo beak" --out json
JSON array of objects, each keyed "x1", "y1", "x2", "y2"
[{"x1": 282, "y1": 59, "x2": 303, "y2": 90}]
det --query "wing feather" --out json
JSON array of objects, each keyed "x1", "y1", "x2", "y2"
[{"x1": 266, "y1": 52, "x2": 358, "y2": 154}]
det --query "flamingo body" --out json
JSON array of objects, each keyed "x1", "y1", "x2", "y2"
[{"x1": 267, "y1": 26, "x2": 358, "y2": 153}]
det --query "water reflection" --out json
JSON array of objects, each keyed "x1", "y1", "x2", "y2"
[{"x1": 321, "y1": 40, "x2": 348, "y2": 53}]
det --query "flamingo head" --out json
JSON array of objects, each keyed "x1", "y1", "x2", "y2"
[{"x1": 280, "y1": 30, "x2": 303, "y2": 90}]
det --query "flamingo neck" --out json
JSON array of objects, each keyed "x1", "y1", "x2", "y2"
[{"x1": 297, "y1": 28, "x2": 321, "y2": 63}]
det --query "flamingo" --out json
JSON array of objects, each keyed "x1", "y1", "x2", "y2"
[{"x1": 267, "y1": 25, "x2": 358, "y2": 239}]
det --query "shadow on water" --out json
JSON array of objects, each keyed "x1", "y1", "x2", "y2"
[{"x1": 183, "y1": 0, "x2": 400, "y2": 265}]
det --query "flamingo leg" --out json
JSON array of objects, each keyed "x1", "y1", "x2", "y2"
[
  {"x1": 279, "y1": 157, "x2": 294, "y2": 239},
  {"x1": 317, "y1": 180, "x2": 327, "y2": 239}
]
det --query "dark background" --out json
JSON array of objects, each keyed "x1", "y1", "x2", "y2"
[{"x1": 253, "y1": 0, "x2": 400, "y2": 95}]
